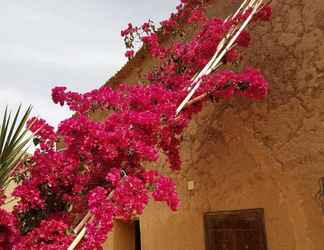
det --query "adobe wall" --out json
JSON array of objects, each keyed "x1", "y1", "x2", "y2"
[{"x1": 104, "y1": 0, "x2": 324, "y2": 249}]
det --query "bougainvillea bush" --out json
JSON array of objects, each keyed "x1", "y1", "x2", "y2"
[{"x1": 0, "y1": 0, "x2": 272, "y2": 249}]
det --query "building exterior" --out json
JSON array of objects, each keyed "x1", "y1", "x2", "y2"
[{"x1": 102, "y1": 0, "x2": 324, "y2": 249}]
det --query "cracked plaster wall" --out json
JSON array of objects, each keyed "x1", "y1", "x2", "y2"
[{"x1": 103, "y1": 0, "x2": 324, "y2": 249}]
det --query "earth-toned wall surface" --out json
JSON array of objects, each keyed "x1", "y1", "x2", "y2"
[{"x1": 103, "y1": 0, "x2": 324, "y2": 249}]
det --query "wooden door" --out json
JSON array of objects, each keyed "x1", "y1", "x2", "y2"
[{"x1": 204, "y1": 209, "x2": 268, "y2": 250}]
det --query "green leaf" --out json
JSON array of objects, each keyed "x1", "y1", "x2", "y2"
[
  {"x1": 0, "y1": 105, "x2": 33, "y2": 189},
  {"x1": 0, "y1": 107, "x2": 9, "y2": 156}
]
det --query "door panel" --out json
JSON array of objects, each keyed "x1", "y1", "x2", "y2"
[
  {"x1": 236, "y1": 230, "x2": 258, "y2": 250},
  {"x1": 213, "y1": 230, "x2": 235, "y2": 250}
]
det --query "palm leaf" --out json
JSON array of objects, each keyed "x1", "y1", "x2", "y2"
[{"x1": 0, "y1": 105, "x2": 32, "y2": 188}]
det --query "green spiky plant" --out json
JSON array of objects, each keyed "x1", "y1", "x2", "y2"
[{"x1": 0, "y1": 105, "x2": 32, "y2": 189}]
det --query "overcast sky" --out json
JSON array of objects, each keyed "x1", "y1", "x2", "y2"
[{"x1": 0, "y1": 0, "x2": 176, "y2": 127}]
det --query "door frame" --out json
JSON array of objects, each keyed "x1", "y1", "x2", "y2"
[{"x1": 204, "y1": 208, "x2": 268, "y2": 250}]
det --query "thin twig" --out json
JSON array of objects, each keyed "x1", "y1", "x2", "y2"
[
  {"x1": 73, "y1": 211, "x2": 92, "y2": 234},
  {"x1": 68, "y1": 227, "x2": 87, "y2": 250}
]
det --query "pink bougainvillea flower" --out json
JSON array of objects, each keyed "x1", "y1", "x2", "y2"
[{"x1": 9, "y1": 1, "x2": 272, "y2": 248}]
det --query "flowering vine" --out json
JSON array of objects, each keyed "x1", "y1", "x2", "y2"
[{"x1": 0, "y1": 0, "x2": 272, "y2": 249}]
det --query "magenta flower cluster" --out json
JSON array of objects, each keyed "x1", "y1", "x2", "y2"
[{"x1": 0, "y1": 1, "x2": 272, "y2": 249}]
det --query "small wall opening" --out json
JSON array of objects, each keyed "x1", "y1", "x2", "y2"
[
  {"x1": 134, "y1": 220, "x2": 141, "y2": 250},
  {"x1": 111, "y1": 220, "x2": 141, "y2": 250}
]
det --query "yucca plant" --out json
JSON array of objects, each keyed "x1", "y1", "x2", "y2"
[{"x1": 0, "y1": 105, "x2": 32, "y2": 189}]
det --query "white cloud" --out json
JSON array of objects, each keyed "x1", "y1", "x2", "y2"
[{"x1": 0, "y1": 88, "x2": 24, "y2": 108}]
